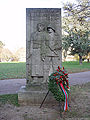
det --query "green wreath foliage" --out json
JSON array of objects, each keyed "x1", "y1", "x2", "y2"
[{"x1": 48, "y1": 66, "x2": 70, "y2": 102}]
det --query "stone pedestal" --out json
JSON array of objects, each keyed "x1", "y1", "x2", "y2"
[{"x1": 18, "y1": 85, "x2": 58, "y2": 105}]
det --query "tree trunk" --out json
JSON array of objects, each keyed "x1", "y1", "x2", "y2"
[
  {"x1": 79, "y1": 54, "x2": 82, "y2": 65},
  {"x1": 87, "y1": 58, "x2": 89, "y2": 63}
]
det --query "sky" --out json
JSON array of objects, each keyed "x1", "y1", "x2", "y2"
[{"x1": 0, "y1": 0, "x2": 76, "y2": 52}]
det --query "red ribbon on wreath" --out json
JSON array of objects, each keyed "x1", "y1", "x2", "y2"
[
  {"x1": 56, "y1": 66, "x2": 70, "y2": 111},
  {"x1": 60, "y1": 82, "x2": 69, "y2": 111}
]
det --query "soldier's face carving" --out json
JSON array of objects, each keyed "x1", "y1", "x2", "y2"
[
  {"x1": 48, "y1": 28, "x2": 54, "y2": 34},
  {"x1": 37, "y1": 23, "x2": 45, "y2": 32}
]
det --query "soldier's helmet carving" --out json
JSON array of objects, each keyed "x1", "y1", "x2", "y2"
[{"x1": 47, "y1": 24, "x2": 56, "y2": 32}]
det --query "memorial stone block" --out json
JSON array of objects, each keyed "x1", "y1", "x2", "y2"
[{"x1": 18, "y1": 8, "x2": 62, "y2": 105}]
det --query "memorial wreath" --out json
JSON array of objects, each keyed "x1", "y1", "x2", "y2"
[{"x1": 48, "y1": 66, "x2": 70, "y2": 111}]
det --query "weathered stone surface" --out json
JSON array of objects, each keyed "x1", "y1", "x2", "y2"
[
  {"x1": 18, "y1": 8, "x2": 62, "y2": 105},
  {"x1": 26, "y1": 8, "x2": 62, "y2": 84},
  {"x1": 18, "y1": 86, "x2": 58, "y2": 105}
]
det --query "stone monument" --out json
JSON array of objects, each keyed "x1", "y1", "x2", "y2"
[{"x1": 18, "y1": 8, "x2": 62, "y2": 105}]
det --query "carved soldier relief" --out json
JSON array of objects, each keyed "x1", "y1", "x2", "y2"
[
  {"x1": 26, "y1": 9, "x2": 62, "y2": 85},
  {"x1": 30, "y1": 23, "x2": 47, "y2": 77}
]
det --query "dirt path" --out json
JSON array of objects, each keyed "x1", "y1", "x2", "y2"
[
  {"x1": 0, "y1": 79, "x2": 26, "y2": 95},
  {"x1": 0, "y1": 71, "x2": 90, "y2": 95},
  {"x1": 69, "y1": 71, "x2": 90, "y2": 85}
]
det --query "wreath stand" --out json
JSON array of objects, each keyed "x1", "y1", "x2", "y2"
[
  {"x1": 40, "y1": 90, "x2": 49, "y2": 108},
  {"x1": 40, "y1": 90, "x2": 62, "y2": 117}
]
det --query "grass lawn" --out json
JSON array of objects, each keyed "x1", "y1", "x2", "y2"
[
  {"x1": 62, "y1": 61, "x2": 90, "y2": 73},
  {"x1": 0, "y1": 94, "x2": 19, "y2": 106},
  {"x1": 0, "y1": 61, "x2": 90, "y2": 80},
  {"x1": 0, "y1": 62, "x2": 26, "y2": 80}
]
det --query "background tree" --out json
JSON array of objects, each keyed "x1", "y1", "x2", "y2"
[
  {"x1": 0, "y1": 41, "x2": 5, "y2": 62},
  {"x1": 63, "y1": 30, "x2": 90, "y2": 64},
  {"x1": 15, "y1": 47, "x2": 26, "y2": 62},
  {"x1": 1, "y1": 48, "x2": 14, "y2": 62},
  {"x1": 62, "y1": 0, "x2": 90, "y2": 64}
]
